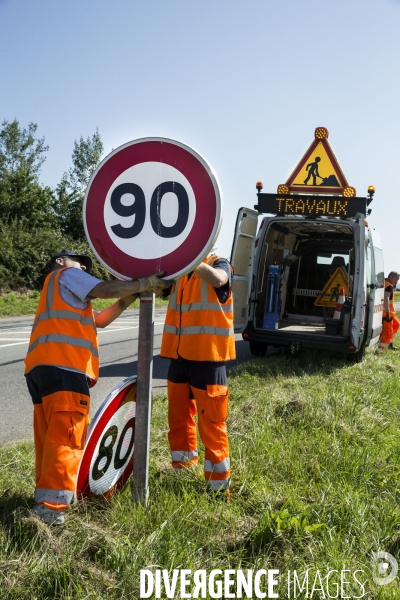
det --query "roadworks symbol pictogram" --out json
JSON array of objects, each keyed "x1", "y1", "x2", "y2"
[
  {"x1": 280, "y1": 127, "x2": 355, "y2": 196},
  {"x1": 315, "y1": 267, "x2": 350, "y2": 308}
]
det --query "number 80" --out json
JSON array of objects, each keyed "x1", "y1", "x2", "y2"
[{"x1": 91, "y1": 418, "x2": 135, "y2": 481}]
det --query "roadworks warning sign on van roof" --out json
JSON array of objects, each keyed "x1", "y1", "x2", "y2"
[{"x1": 278, "y1": 127, "x2": 356, "y2": 197}]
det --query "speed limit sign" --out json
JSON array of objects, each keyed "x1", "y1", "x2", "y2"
[
  {"x1": 76, "y1": 377, "x2": 137, "y2": 499},
  {"x1": 83, "y1": 137, "x2": 222, "y2": 280}
]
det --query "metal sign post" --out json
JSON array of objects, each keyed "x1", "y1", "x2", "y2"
[{"x1": 131, "y1": 291, "x2": 154, "y2": 504}]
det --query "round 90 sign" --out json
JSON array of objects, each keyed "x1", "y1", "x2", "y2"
[
  {"x1": 83, "y1": 138, "x2": 222, "y2": 280},
  {"x1": 76, "y1": 377, "x2": 137, "y2": 499}
]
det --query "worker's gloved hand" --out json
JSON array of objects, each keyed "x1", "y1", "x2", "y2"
[
  {"x1": 383, "y1": 315, "x2": 393, "y2": 323},
  {"x1": 138, "y1": 271, "x2": 174, "y2": 294}
]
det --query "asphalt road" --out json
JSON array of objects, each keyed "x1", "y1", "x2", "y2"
[
  {"x1": 0, "y1": 308, "x2": 252, "y2": 447},
  {"x1": 5, "y1": 303, "x2": 394, "y2": 448}
]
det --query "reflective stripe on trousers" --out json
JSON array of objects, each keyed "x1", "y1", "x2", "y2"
[
  {"x1": 171, "y1": 450, "x2": 199, "y2": 463},
  {"x1": 204, "y1": 458, "x2": 231, "y2": 491},
  {"x1": 205, "y1": 476, "x2": 231, "y2": 491},
  {"x1": 35, "y1": 488, "x2": 75, "y2": 506},
  {"x1": 376, "y1": 342, "x2": 389, "y2": 354}
]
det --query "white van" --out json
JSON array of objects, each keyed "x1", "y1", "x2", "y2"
[{"x1": 231, "y1": 189, "x2": 384, "y2": 362}]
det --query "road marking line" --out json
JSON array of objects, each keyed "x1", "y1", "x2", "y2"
[
  {"x1": 0, "y1": 330, "x2": 33, "y2": 333},
  {"x1": 0, "y1": 320, "x2": 166, "y2": 344},
  {"x1": 97, "y1": 321, "x2": 165, "y2": 334},
  {"x1": 115, "y1": 318, "x2": 139, "y2": 320},
  {"x1": 97, "y1": 327, "x2": 138, "y2": 334}
]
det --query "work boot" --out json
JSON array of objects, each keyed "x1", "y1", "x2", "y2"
[
  {"x1": 208, "y1": 487, "x2": 231, "y2": 503},
  {"x1": 389, "y1": 343, "x2": 398, "y2": 351},
  {"x1": 217, "y1": 488, "x2": 231, "y2": 503},
  {"x1": 31, "y1": 503, "x2": 65, "y2": 526}
]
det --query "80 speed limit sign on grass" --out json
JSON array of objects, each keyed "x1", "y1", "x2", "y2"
[
  {"x1": 76, "y1": 377, "x2": 137, "y2": 499},
  {"x1": 83, "y1": 137, "x2": 222, "y2": 280}
]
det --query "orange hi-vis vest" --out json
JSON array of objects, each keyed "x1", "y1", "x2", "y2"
[
  {"x1": 384, "y1": 279, "x2": 396, "y2": 318},
  {"x1": 24, "y1": 269, "x2": 99, "y2": 381},
  {"x1": 161, "y1": 256, "x2": 236, "y2": 362}
]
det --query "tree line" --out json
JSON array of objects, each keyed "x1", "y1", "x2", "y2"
[{"x1": 0, "y1": 119, "x2": 111, "y2": 291}]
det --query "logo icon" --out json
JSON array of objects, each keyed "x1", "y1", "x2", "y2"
[{"x1": 372, "y1": 551, "x2": 398, "y2": 585}]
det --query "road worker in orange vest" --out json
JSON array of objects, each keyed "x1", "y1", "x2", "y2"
[
  {"x1": 160, "y1": 254, "x2": 235, "y2": 501},
  {"x1": 376, "y1": 271, "x2": 400, "y2": 354},
  {"x1": 24, "y1": 249, "x2": 171, "y2": 525}
]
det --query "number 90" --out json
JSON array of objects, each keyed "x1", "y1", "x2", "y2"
[{"x1": 110, "y1": 181, "x2": 189, "y2": 239}]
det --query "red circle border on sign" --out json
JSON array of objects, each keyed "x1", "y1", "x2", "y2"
[
  {"x1": 76, "y1": 379, "x2": 136, "y2": 499},
  {"x1": 84, "y1": 139, "x2": 220, "y2": 279}
]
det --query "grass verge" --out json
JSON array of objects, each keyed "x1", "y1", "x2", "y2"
[
  {"x1": 0, "y1": 292, "x2": 169, "y2": 317},
  {"x1": 3, "y1": 291, "x2": 398, "y2": 318},
  {"x1": 2, "y1": 345, "x2": 400, "y2": 598}
]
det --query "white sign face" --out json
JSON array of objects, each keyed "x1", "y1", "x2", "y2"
[
  {"x1": 76, "y1": 377, "x2": 137, "y2": 499},
  {"x1": 88, "y1": 401, "x2": 136, "y2": 496},
  {"x1": 84, "y1": 137, "x2": 222, "y2": 280},
  {"x1": 104, "y1": 162, "x2": 196, "y2": 259}
]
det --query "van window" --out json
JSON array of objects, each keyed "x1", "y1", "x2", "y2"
[
  {"x1": 373, "y1": 248, "x2": 384, "y2": 286},
  {"x1": 317, "y1": 253, "x2": 348, "y2": 265}
]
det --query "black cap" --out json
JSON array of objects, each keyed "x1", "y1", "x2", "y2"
[{"x1": 48, "y1": 249, "x2": 93, "y2": 273}]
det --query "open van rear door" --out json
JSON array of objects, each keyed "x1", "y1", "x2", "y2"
[
  {"x1": 350, "y1": 218, "x2": 366, "y2": 349},
  {"x1": 366, "y1": 228, "x2": 384, "y2": 346},
  {"x1": 230, "y1": 207, "x2": 259, "y2": 333}
]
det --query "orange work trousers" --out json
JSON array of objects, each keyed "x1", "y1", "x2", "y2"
[
  {"x1": 167, "y1": 357, "x2": 231, "y2": 491},
  {"x1": 26, "y1": 366, "x2": 90, "y2": 510},
  {"x1": 377, "y1": 312, "x2": 400, "y2": 353}
]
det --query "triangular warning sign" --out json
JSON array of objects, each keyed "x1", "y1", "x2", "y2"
[
  {"x1": 315, "y1": 267, "x2": 350, "y2": 308},
  {"x1": 282, "y1": 127, "x2": 355, "y2": 196}
]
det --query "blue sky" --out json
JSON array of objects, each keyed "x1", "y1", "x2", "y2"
[{"x1": 1, "y1": 0, "x2": 400, "y2": 272}]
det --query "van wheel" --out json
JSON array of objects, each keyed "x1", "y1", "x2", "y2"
[
  {"x1": 348, "y1": 344, "x2": 365, "y2": 363},
  {"x1": 249, "y1": 341, "x2": 268, "y2": 356}
]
